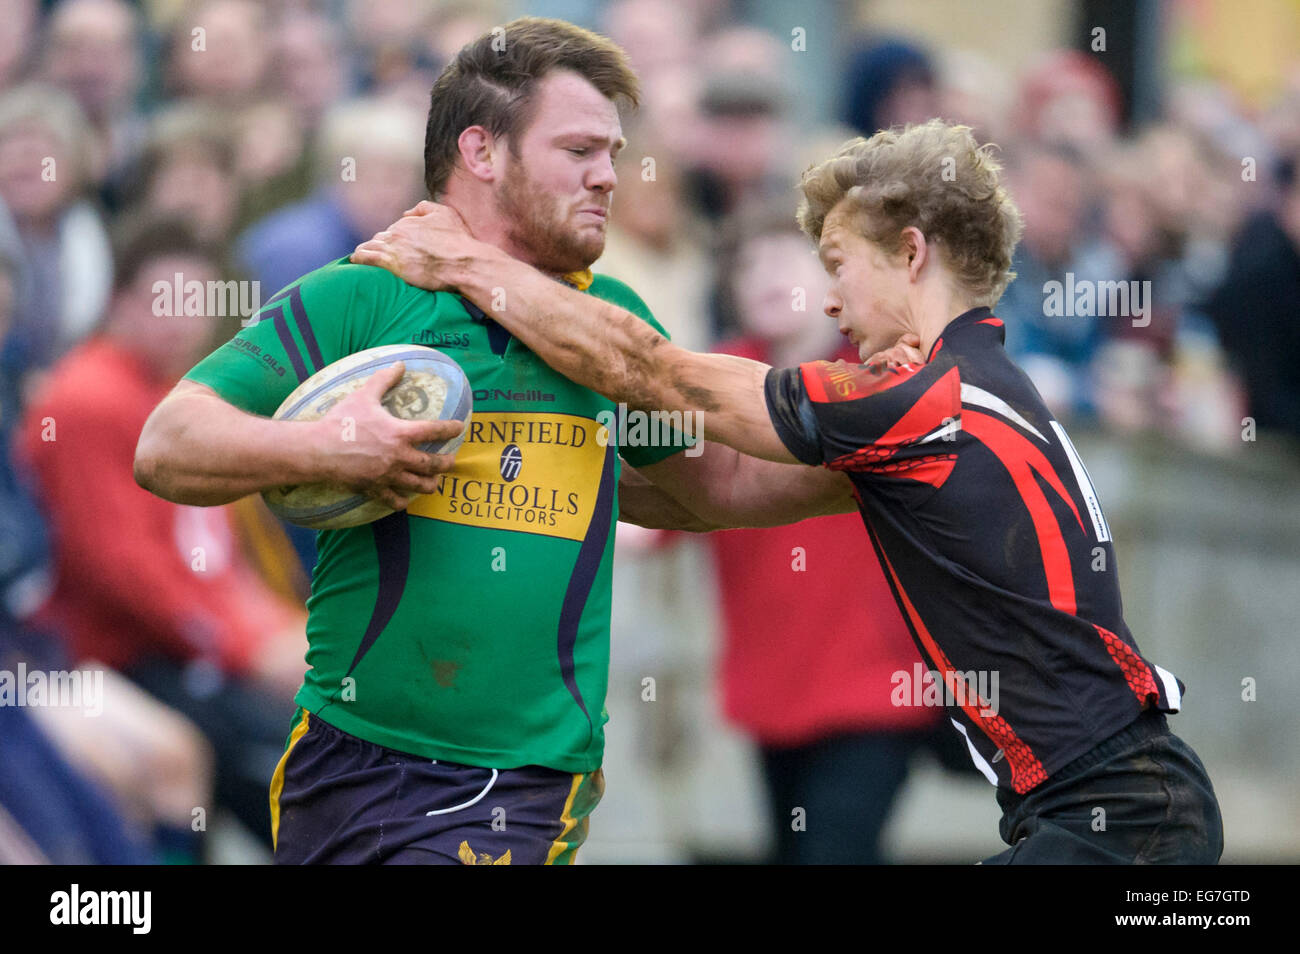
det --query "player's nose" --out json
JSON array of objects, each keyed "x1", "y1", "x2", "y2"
[
  {"x1": 823, "y1": 291, "x2": 842, "y2": 318},
  {"x1": 587, "y1": 154, "x2": 617, "y2": 192}
]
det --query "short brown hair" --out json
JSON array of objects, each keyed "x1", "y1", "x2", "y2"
[
  {"x1": 423, "y1": 16, "x2": 639, "y2": 198},
  {"x1": 796, "y1": 119, "x2": 1023, "y2": 305}
]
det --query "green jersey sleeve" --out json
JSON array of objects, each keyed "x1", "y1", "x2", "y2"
[
  {"x1": 589, "y1": 273, "x2": 696, "y2": 468},
  {"x1": 184, "y1": 259, "x2": 407, "y2": 417}
]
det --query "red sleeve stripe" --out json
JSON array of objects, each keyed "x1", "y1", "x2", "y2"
[
  {"x1": 800, "y1": 360, "x2": 830, "y2": 403},
  {"x1": 872, "y1": 366, "x2": 961, "y2": 445}
]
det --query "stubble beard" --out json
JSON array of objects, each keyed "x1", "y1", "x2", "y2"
[{"x1": 496, "y1": 160, "x2": 605, "y2": 275}]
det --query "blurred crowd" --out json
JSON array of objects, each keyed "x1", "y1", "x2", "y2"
[{"x1": 1, "y1": 0, "x2": 1298, "y2": 863}]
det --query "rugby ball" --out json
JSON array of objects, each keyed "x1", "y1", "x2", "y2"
[{"x1": 262, "y1": 345, "x2": 472, "y2": 529}]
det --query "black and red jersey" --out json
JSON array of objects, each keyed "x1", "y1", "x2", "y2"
[{"x1": 765, "y1": 306, "x2": 1183, "y2": 794}]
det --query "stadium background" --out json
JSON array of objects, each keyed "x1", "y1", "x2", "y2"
[{"x1": 0, "y1": 0, "x2": 1296, "y2": 863}]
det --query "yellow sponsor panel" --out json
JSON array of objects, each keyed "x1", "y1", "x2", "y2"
[{"x1": 407, "y1": 412, "x2": 606, "y2": 541}]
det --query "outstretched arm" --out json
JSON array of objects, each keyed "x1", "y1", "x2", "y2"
[
  {"x1": 472, "y1": 259, "x2": 793, "y2": 462},
  {"x1": 352, "y1": 203, "x2": 800, "y2": 463}
]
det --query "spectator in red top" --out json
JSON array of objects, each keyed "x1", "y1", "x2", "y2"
[
  {"x1": 709, "y1": 204, "x2": 975, "y2": 863},
  {"x1": 17, "y1": 219, "x2": 307, "y2": 849}
]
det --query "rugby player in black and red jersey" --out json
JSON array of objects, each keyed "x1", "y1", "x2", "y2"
[{"x1": 353, "y1": 119, "x2": 1224, "y2": 864}]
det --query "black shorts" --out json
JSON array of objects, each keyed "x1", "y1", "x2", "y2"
[
  {"x1": 269, "y1": 709, "x2": 604, "y2": 865},
  {"x1": 981, "y1": 708, "x2": 1224, "y2": 864}
]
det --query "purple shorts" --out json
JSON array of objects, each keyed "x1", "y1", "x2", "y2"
[{"x1": 269, "y1": 709, "x2": 604, "y2": 865}]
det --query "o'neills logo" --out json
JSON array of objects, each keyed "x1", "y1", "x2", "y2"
[
  {"x1": 827, "y1": 362, "x2": 858, "y2": 398},
  {"x1": 806, "y1": 358, "x2": 916, "y2": 403},
  {"x1": 473, "y1": 388, "x2": 556, "y2": 402},
  {"x1": 407, "y1": 412, "x2": 603, "y2": 541}
]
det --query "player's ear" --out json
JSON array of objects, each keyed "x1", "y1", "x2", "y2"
[
  {"x1": 457, "y1": 126, "x2": 499, "y2": 183},
  {"x1": 901, "y1": 226, "x2": 928, "y2": 280}
]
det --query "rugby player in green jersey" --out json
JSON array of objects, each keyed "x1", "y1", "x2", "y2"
[{"x1": 135, "y1": 18, "x2": 856, "y2": 864}]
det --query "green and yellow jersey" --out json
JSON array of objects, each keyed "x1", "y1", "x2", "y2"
[{"x1": 184, "y1": 258, "x2": 687, "y2": 772}]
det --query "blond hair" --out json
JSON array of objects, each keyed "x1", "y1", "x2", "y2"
[{"x1": 797, "y1": 119, "x2": 1023, "y2": 305}]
